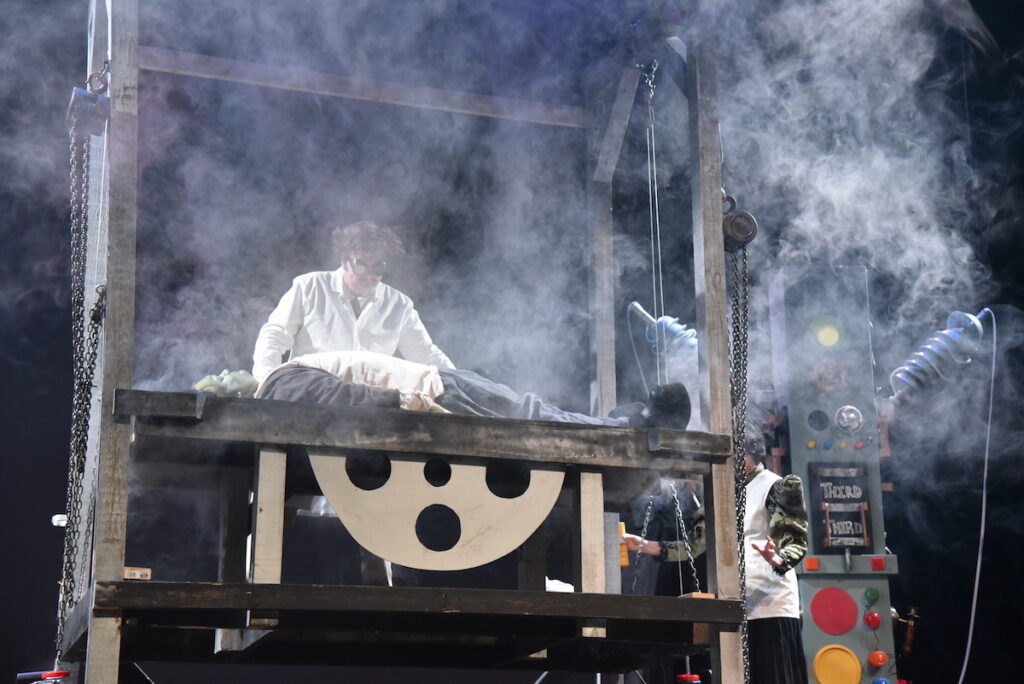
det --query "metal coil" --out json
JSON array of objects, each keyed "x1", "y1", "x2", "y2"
[{"x1": 888, "y1": 311, "x2": 985, "y2": 400}]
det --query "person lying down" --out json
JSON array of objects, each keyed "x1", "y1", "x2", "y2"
[{"x1": 256, "y1": 350, "x2": 691, "y2": 431}]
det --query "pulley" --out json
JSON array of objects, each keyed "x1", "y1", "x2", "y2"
[
  {"x1": 65, "y1": 87, "x2": 110, "y2": 137},
  {"x1": 66, "y1": 64, "x2": 110, "y2": 137},
  {"x1": 723, "y1": 194, "x2": 758, "y2": 252}
]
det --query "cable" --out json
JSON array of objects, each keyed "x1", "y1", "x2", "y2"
[
  {"x1": 955, "y1": 307, "x2": 996, "y2": 684},
  {"x1": 628, "y1": 307, "x2": 652, "y2": 396}
]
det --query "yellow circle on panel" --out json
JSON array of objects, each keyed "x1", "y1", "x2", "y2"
[
  {"x1": 813, "y1": 644, "x2": 862, "y2": 684},
  {"x1": 816, "y1": 325, "x2": 841, "y2": 347}
]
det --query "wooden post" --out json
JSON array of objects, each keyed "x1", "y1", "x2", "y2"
[
  {"x1": 83, "y1": 0, "x2": 139, "y2": 681},
  {"x1": 572, "y1": 470, "x2": 607, "y2": 595},
  {"x1": 250, "y1": 448, "x2": 287, "y2": 585},
  {"x1": 688, "y1": 30, "x2": 744, "y2": 684},
  {"x1": 586, "y1": 65, "x2": 640, "y2": 416}
]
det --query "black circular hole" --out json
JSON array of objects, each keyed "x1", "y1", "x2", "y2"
[
  {"x1": 485, "y1": 460, "x2": 531, "y2": 499},
  {"x1": 415, "y1": 504, "x2": 461, "y2": 552},
  {"x1": 807, "y1": 409, "x2": 829, "y2": 431},
  {"x1": 344, "y1": 452, "x2": 391, "y2": 490},
  {"x1": 423, "y1": 458, "x2": 452, "y2": 487}
]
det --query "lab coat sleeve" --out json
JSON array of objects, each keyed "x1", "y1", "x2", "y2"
[{"x1": 252, "y1": 279, "x2": 307, "y2": 382}]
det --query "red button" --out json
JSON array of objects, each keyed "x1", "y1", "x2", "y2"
[
  {"x1": 810, "y1": 587, "x2": 859, "y2": 635},
  {"x1": 870, "y1": 556, "x2": 886, "y2": 571},
  {"x1": 855, "y1": 441, "x2": 864, "y2": 449}
]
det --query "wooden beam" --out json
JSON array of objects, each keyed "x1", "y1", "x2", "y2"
[
  {"x1": 688, "y1": 30, "x2": 745, "y2": 684},
  {"x1": 592, "y1": 65, "x2": 642, "y2": 184},
  {"x1": 94, "y1": 582, "x2": 744, "y2": 624},
  {"x1": 572, "y1": 471, "x2": 606, "y2": 595},
  {"x1": 250, "y1": 448, "x2": 286, "y2": 585},
  {"x1": 115, "y1": 391, "x2": 732, "y2": 475},
  {"x1": 137, "y1": 45, "x2": 587, "y2": 129},
  {"x1": 85, "y1": 0, "x2": 139, "y2": 681}
]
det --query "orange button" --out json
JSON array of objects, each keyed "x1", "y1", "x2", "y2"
[
  {"x1": 807, "y1": 441, "x2": 817, "y2": 449},
  {"x1": 805, "y1": 557, "x2": 820, "y2": 571}
]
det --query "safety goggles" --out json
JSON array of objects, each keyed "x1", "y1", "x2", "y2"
[{"x1": 348, "y1": 258, "x2": 388, "y2": 276}]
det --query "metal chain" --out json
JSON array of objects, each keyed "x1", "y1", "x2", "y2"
[
  {"x1": 728, "y1": 246, "x2": 751, "y2": 684},
  {"x1": 56, "y1": 111, "x2": 106, "y2": 667},
  {"x1": 668, "y1": 481, "x2": 702, "y2": 593},
  {"x1": 630, "y1": 493, "x2": 657, "y2": 594},
  {"x1": 629, "y1": 482, "x2": 702, "y2": 596}
]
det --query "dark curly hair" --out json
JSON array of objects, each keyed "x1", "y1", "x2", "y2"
[{"x1": 331, "y1": 221, "x2": 406, "y2": 263}]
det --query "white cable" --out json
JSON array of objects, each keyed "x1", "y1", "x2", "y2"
[
  {"x1": 956, "y1": 308, "x2": 996, "y2": 684},
  {"x1": 628, "y1": 308, "x2": 652, "y2": 396},
  {"x1": 646, "y1": 124, "x2": 663, "y2": 385}
]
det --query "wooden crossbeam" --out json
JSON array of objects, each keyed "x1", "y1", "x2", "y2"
[
  {"x1": 95, "y1": 582, "x2": 743, "y2": 625},
  {"x1": 138, "y1": 45, "x2": 588, "y2": 128},
  {"x1": 114, "y1": 390, "x2": 732, "y2": 476}
]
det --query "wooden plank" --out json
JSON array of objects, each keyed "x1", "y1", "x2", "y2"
[
  {"x1": 587, "y1": 178, "x2": 618, "y2": 416},
  {"x1": 84, "y1": 1, "x2": 139, "y2": 682},
  {"x1": 572, "y1": 471, "x2": 606, "y2": 595},
  {"x1": 114, "y1": 391, "x2": 731, "y2": 475},
  {"x1": 94, "y1": 582, "x2": 744, "y2": 624},
  {"x1": 137, "y1": 45, "x2": 587, "y2": 129},
  {"x1": 84, "y1": 615, "x2": 123, "y2": 684},
  {"x1": 592, "y1": 66, "x2": 642, "y2": 184},
  {"x1": 687, "y1": 30, "x2": 745, "y2": 684},
  {"x1": 251, "y1": 449, "x2": 286, "y2": 584}
]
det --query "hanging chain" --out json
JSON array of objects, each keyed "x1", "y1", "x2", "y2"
[
  {"x1": 630, "y1": 493, "x2": 656, "y2": 594},
  {"x1": 629, "y1": 482, "x2": 702, "y2": 596},
  {"x1": 668, "y1": 481, "x2": 702, "y2": 593},
  {"x1": 728, "y1": 245, "x2": 752, "y2": 683},
  {"x1": 56, "y1": 104, "x2": 107, "y2": 667}
]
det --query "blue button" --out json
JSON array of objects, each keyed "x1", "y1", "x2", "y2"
[{"x1": 823, "y1": 441, "x2": 833, "y2": 450}]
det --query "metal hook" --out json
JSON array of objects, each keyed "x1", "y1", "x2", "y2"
[{"x1": 86, "y1": 61, "x2": 110, "y2": 95}]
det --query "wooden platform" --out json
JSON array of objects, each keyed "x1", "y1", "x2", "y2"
[
  {"x1": 95, "y1": 582, "x2": 741, "y2": 671},
  {"x1": 52, "y1": 390, "x2": 744, "y2": 674}
]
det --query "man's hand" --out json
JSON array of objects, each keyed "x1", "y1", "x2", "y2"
[
  {"x1": 751, "y1": 536, "x2": 784, "y2": 567},
  {"x1": 623, "y1": 533, "x2": 661, "y2": 557}
]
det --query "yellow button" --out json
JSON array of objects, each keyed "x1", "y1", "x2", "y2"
[
  {"x1": 813, "y1": 644, "x2": 862, "y2": 684},
  {"x1": 838, "y1": 441, "x2": 848, "y2": 449},
  {"x1": 807, "y1": 441, "x2": 817, "y2": 449}
]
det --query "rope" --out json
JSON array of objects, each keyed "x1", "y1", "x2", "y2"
[{"x1": 643, "y1": 60, "x2": 667, "y2": 385}]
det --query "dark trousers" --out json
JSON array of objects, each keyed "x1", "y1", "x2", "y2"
[
  {"x1": 748, "y1": 617, "x2": 809, "y2": 684},
  {"x1": 437, "y1": 368, "x2": 627, "y2": 426},
  {"x1": 257, "y1": 365, "x2": 402, "y2": 407},
  {"x1": 258, "y1": 365, "x2": 627, "y2": 427}
]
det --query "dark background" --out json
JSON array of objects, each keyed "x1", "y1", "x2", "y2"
[{"x1": 2, "y1": 0, "x2": 1022, "y2": 682}]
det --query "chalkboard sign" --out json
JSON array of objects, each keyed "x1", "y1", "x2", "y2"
[{"x1": 807, "y1": 462, "x2": 872, "y2": 554}]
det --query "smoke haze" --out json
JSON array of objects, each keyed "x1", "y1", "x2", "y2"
[{"x1": 1, "y1": 0, "x2": 1022, "y2": 679}]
